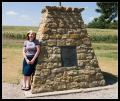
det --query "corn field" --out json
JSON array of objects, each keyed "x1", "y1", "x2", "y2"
[
  {"x1": 2, "y1": 32, "x2": 27, "y2": 39},
  {"x1": 90, "y1": 34, "x2": 117, "y2": 43}
]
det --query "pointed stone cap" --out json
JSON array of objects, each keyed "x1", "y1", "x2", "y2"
[{"x1": 42, "y1": 6, "x2": 84, "y2": 13}]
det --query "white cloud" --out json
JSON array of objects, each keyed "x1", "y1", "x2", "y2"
[
  {"x1": 6, "y1": 11, "x2": 18, "y2": 16},
  {"x1": 5, "y1": 10, "x2": 36, "y2": 26},
  {"x1": 20, "y1": 15, "x2": 32, "y2": 21}
]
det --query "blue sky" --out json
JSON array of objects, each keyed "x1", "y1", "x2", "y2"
[{"x1": 2, "y1": 2, "x2": 101, "y2": 26}]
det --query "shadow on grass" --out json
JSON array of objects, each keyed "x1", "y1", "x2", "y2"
[{"x1": 102, "y1": 71, "x2": 118, "y2": 85}]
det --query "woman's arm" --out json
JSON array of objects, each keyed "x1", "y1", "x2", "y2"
[{"x1": 23, "y1": 47, "x2": 30, "y2": 64}]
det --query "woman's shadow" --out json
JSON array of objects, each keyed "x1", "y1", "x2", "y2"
[{"x1": 102, "y1": 71, "x2": 118, "y2": 85}]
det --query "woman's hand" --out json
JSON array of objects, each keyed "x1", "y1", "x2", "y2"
[
  {"x1": 26, "y1": 59, "x2": 30, "y2": 64},
  {"x1": 29, "y1": 59, "x2": 35, "y2": 64}
]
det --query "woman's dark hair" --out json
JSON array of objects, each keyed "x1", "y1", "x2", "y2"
[{"x1": 26, "y1": 32, "x2": 36, "y2": 40}]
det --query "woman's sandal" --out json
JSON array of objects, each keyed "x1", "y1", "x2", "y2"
[
  {"x1": 25, "y1": 86, "x2": 31, "y2": 91},
  {"x1": 21, "y1": 86, "x2": 26, "y2": 90}
]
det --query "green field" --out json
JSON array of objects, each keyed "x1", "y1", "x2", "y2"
[
  {"x1": 2, "y1": 26, "x2": 117, "y2": 35},
  {"x1": 2, "y1": 26, "x2": 118, "y2": 84},
  {"x1": 2, "y1": 26, "x2": 118, "y2": 43},
  {"x1": 2, "y1": 26, "x2": 38, "y2": 33}
]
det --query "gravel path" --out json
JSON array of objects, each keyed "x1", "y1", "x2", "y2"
[{"x1": 2, "y1": 82, "x2": 118, "y2": 99}]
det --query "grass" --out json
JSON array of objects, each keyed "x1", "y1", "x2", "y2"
[
  {"x1": 2, "y1": 26, "x2": 38, "y2": 33},
  {"x1": 92, "y1": 43, "x2": 118, "y2": 60},
  {"x1": 2, "y1": 38, "x2": 118, "y2": 84},
  {"x1": 92, "y1": 43, "x2": 118, "y2": 50},
  {"x1": 2, "y1": 38, "x2": 25, "y2": 49},
  {"x1": 2, "y1": 39, "x2": 25, "y2": 84},
  {"x1": 2, "y1": 48, "x2": 23, "y2": 84},
  {"x1": 87, "y1": 28, "x2": 118, "y2": 36},
  {"x1": 95, "y1": 50, "x2": 118, "y2": 60}
]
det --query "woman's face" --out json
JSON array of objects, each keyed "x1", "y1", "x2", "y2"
[{"x1": 28, "y1": 32, "x2": 35, "y2": 40}]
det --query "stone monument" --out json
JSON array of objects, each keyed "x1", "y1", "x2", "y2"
[{"x1": 31, "y1": 6, "x2": 106, "y2": 94}]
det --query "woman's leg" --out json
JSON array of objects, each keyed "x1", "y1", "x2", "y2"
[
  {"x1": 22, "y1": 58, "x2": 27, "y2": 88},
  {"x1": 21, "y1": 76, "x2": 27, "y2": 90},
  {"x1": 26, "y1": 76, "x2": 31, "y2": 88}
]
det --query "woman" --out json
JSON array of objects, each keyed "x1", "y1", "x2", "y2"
[{"x1": 22, "y1": 30, "x2": 40, "y2": 90}]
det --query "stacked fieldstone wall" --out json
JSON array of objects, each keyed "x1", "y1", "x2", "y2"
[{"x1": 31, "y1": 6, "x2": 106, "y2": 94}]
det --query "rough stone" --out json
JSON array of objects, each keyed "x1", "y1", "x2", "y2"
[
  {"x1": 47, "y1": 39, "x2": 57, "y2": 46},
  {"x1": 57, "y1": 39, "x2": 66, "y2": 46},
  {"x1": 31, "y1": 6, "x2": 106, "y2": 94},
  {"x1": 77, "y1": 53, "x2": 86, "y2": 60}
]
